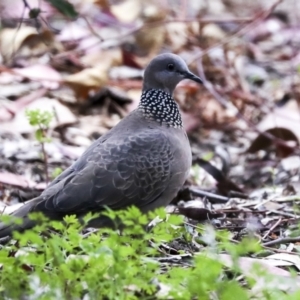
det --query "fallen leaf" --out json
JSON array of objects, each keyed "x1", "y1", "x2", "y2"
[
  {"x1": 65, "y1": 49, "x2": 122, "y2": 99},
  {"x1": 0, "y1": 89, "x2": 47, "y2": 122},
  {"x1": 111, "y1": 0, "x2": 141, "y2": 23},
  {"x1": 13, "y1": 65, "x2": 62, "y2": 89},
  {"x1": 0, "y1": 26, "x2": 37, "y2": 61},
  {"x1": 266, "y1": 253, "x2": 300, "y2": 271},
  {"x1": 0, "y1": 27, "x2": 58, "y2": 62},
  {"x1": 0, "y1": 97, "x2": 77, "y2": 134},
  {"x1": 166, "y1": 22, "x2": 197, "y2": 52},
  {"x1": 247, "y1": 100, "x2": 300, "y2": 157},
  {"x1": 0, "y1": 172, "x2": 42, "y2": 189},
  {"x1": 134, "y1": 4, "x2": 166, "y2": 55}
]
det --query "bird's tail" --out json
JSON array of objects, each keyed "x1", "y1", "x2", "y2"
[{"x1": 0, "y1": 197, "x2": 41, "y2": 238}]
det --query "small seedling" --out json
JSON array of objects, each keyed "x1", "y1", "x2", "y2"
[{"x1": 26, "y1": 109, "x2": 54, "y2": 183}]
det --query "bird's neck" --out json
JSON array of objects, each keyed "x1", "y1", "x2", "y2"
[{"x1": 138, "y1": 89, "x2": 183, "y2": 128}]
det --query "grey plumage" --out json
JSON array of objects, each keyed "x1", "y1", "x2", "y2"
[{"x1": 0, "y1": 53, "x2": 202, "y2": 237}]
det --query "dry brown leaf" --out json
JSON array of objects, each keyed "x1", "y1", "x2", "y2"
[
  {"x1": 166, "y1": 23, "x2": 188, "y2": 52},
  {"x1": 20, "y1": 29, "x2": 62, "y2": 57},
  {"x1": 65, "y1": 49, "x2": 123, "y2": 99},
  {"x1": 0, "y1": 172, "x2": 43, "y2": 190},
  {"x1": 64, "y1": 66, "x2": 108, "y2": 100},
  {"x1": 134, "y1": 4, "x2": 167, "y2": 55},
  {"x1": 248, "y1": 100, "x2": 300, "y2": 157},
  {"x1": 0, "y1": 89, "x2": 47, "y2": 122},
  {"x1": 13, "y1": 65, "x2": 62, "y2": 89},
  {"x1": 0, "y1": 26, "x2": 37, "y2": 61},
  {"x1": 0, "y1": 27, "x2": 58, "y2": 62},
  {"x1": 258, "y1": 101, "x2": 300, "y2": 134},
  {"x1": 0, "y1": 97, "x2": 77, "y2": 134},
  {"x1": 202, "y1": 23, "x2": 227, "y2": 40},
  {"x1": 166, "y1": 22, "x2": 199, "y2": 52}
]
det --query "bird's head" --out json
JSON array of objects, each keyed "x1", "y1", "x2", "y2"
[{"x1": 142, "y1": 53, "x2": 203, "y2": 94}]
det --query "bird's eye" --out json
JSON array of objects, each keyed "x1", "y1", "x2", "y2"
[{"x1": 167, "y1": 64, "x2": 175, "y2": 71}]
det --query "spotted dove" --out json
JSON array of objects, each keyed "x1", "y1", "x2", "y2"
[{"x1": 0, "y1": 53, "x2": 202, "y2": 237}]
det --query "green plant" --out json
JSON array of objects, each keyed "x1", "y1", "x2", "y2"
[
  {"x1": 0, "y1": 208, "x2": 299, "y2": 300},
  {"x1": 26, "y1": 109, "x2": 54, "y2": 183},
  {"x1": 51, "y1": 167, "x2": 63, "y2": 180}
]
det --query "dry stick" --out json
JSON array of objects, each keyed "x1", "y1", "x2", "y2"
[
  {"x1": 189, "y1": 187, "x2": 230, "y2": 203},
  {"x1": 262, "y1": 218, "x2": 282, "y2": 240},
  {"x1": 272, "y1": 195, "x2": 300, "y2": 202},
  {"x1": 22, "y1": 0, "x2": 58, "y2": 33},
  {"x1": 81, "y1": 16, "x2": 104, "y2": 42},
  {"x1": 268, "y1": 210, "x2": 300, "y2": 219},
  {"x1": 0, "y1": 206, "x2": 7, "y2": 216},
  {"x1": 262, "y1": 245, "x2": 299, "y2": 255},
  {"x1": 38, "y1": 124, "x2": 49, "y2": 185},
  {"x1": 263, "y1": 236, "x2": 300, "y2": 247}
]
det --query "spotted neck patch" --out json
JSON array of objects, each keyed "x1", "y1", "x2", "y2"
[{"x1": 138, "y1": 89, "x2": 183, "y2": 128}]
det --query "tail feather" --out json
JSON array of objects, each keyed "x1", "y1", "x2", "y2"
[{"x1": 0, "y1": 197, "x2": 41, "y2": 238}]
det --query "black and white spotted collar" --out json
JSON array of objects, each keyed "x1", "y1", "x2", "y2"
[{"x1": 138, "y1": 89, "x2": 183, "y2": 128}]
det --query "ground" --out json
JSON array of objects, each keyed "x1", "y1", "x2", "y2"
[{"x1": 0, "y1": 0, "x2": 300, "y2": 299}]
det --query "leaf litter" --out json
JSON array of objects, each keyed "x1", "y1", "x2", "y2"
[{"x1": 1, "y1": 0, "x2": 300, "y2": 296}]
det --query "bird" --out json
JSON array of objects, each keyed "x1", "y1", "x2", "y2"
[{"x1": 0, "y1": 53, "x2": 202, "y2": 237}]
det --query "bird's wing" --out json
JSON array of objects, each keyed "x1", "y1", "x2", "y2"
[{"x1": 37, "y1": 129, "x2": 174, "y2": 214}]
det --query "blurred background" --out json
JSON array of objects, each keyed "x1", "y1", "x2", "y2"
[{"x1": 0, "y1": 0, "x2": 300, "y2": 216}]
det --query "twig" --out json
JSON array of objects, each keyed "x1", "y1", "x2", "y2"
[
  {"x1": 262, "y1": 245, "x2": 300, "y2": 254},
  {"x1": 38, "y1": 125, "x2": 49, "y2": 185},
  {"x1": 268, "y1": 210, "x2": 300, "y2": 219},
  {"x1": 262, "y1": 218, "x2": 282, "y2": 240},
  {"x1": 81, "y1": 16, "x2": 104, "y2": 42},
  {"x1": 188, "y1": 187, "x2": 229, "y2": 203},
  {"x1": 0, "y1": 206, "x2": 7, "y2": 216},
  {"x1": 22, "y1": 0, "x2": 40, "y2": 30},
  {"x1": 272, "y1": 195, "x2": 300, "y2": 202},
  {"x1": 263, "y1": 236, "x2": 300, "y2": 247}
]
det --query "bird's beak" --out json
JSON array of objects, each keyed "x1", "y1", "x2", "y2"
[{"x1": 184, "y1": 71, "x2": 203, "y2": 84}]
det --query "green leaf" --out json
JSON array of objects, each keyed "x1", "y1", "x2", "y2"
[{"x1": 45, "y1": 0, "x2": 78, "y2": 18}]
